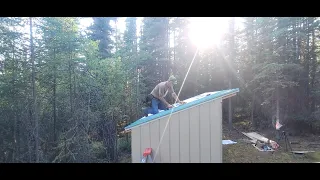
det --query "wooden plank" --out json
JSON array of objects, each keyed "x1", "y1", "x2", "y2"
[
  {"x1": 170, "y1": 113, "x2": 180, "y2": 163},
  {"x1": 291, "y1": 151, "x2": 315, "y2": 154},
  {"x1": 238, "y1": 139, "x2": 256, "y2": 144},
  {"x1": 248, "y1": 132, "x2": 269, "y2": 142},
  {"x1": 243, "y1": 132, "x2": 269, "y2": 143},
  {"x1": 250, "y1": 139, "x2": 257, "y2": 143},
  {"x1": 199, "y1": 102, "x2": 211, "y2": 163}
]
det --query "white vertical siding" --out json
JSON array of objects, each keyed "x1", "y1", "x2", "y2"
[
  {"x1": 131, "y1": 127, "x2": 141, "y2": 163},
  {"x1": 179, "y1": 109, "x2": 190, "y2": 163},
  {"x1": 131, "y1": 98, "x2": 223, "y2": 163},
  {"x1": 150, "y1": 120, "x2": 161, "y2": 162},
  {"x1": 189, "y1": 105, "x2": 200, "y2": 163},
  {"x1": 199, "y1": 102, "x2": 211, "y2": 163},
  {"x1": 169, "y1": 113, "x2": 180, "y2": 163},
  {"x1": 210, "y1": 99, "x2": 223, "y2": 162},
  {"x1": 159, "y1": 117, "x2": 170, "y2": 162}
]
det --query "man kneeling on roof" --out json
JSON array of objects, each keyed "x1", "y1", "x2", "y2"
[{"x1": 143, "y1": 75, "x2": 186, "y2": 117}]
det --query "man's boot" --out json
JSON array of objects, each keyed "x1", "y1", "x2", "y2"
[{"x1": 141, "y1": 107, "x2": 148, "y2": 117}]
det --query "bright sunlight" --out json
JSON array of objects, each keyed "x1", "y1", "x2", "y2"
[{"x1": 188, "y1": 17, "x2": 229, "y2": 49}]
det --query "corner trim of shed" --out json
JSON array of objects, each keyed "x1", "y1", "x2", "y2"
[{"x1": 124, "y1": 88, "x2": 239, "y2": 132}]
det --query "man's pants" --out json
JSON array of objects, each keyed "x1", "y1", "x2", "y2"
[{"x1": 144, "y1": 97, "x2": 168, "y2": 115}]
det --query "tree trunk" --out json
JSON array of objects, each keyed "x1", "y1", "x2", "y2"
[
  {"x1": 297, "y1": 18, "x2": 301, "y2": 62},
  {"x1": 310, "y1": 17, "x2": 317, "y2": 112},
  {"x1": 30, "y1": 17, "x2": 39, "y2": 163},
  {"x1": 228, "y1": 17, "x2": 235, "y2": 129},
  {"x1": 292, "y1": 18, "x2": 297, "y2": 62},
  {"x1": 69, "y1": 45, "x2": 73, "y2": 115},
  {"x1": 251, "y1": 92, "x2": 256, "y2": 127},
  {"x1": 113, "y1": 114, "x2": 118, "y2": 162},
  {"x1": 276, "y1": 84, "x2": 280, "y2": 125},
  {"x1": 12, "y1": 43, "x2": 17, "y2": 162},
  {"x1": 305, "y1": 18, "x2": 310, "y2": 112},
  {"x1": 53, "y1": 48, "x2": 57, "y2": 142}
]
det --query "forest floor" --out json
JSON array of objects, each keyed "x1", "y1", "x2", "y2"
[
  {"x1": 118, "y1": 152, "x2": 131, "y2": 163},
  {"x1": 222, "y1": 120, "x2": 320, "y2": 163},
  {"x1": 118, "y1": 119, "x2": 320, "y2": 163}
]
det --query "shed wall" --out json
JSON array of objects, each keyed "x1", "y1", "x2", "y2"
[{"x1": 131, "y1": 98, "x2": 222, "y2": 163}]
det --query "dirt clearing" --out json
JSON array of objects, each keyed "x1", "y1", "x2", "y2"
[{"x1": 222, "y1": 121, "x2": 320, "y2": 163}]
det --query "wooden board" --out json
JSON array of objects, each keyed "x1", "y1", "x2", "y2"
[
  {"x1": 243, "y1": 132, "x2": 269, "y2": 143},
  {"x1": 291, "y1": 151, "x2": 315, "y2": 154},
  {"x1": 238, "y1": 139, "x2": 257, "y2": 144}
]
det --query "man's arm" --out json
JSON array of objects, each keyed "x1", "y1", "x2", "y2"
[
  {"x1": 169, "y1": 84, "x2": 187, "y2": 105},
  {"x1": 169, "y1": 84, "x2": 185, "y2": 104},
  {"x1": 158, "y1": 96, "x2": 171, "y2": 108},
  {"x1": 172, "y1": 92, "x2": 181, "y2": 103},
  {"x1": 155, "y1": 88, "x2": 171, "y2": 108}
]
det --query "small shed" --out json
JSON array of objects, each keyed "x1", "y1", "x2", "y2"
[{"x1": 124, "y1": 88, "x2": 239, "y2": 163}]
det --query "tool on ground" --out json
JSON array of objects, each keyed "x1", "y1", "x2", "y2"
[
  {"x1": 141, "y1": 148, "x2": 153, "y2": 163},
  {"x1": 253, "y1": 140, "x2": 274, "y2": 151}
]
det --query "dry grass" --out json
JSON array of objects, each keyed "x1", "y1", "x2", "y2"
[
  {"x1": 305, "y1": 151, "x2": 320, "y2": 162},
  {"x1": 222, "y1": 120, "x2": 320, "y2": 163},
  {"x1": 223, "y1": 141, "x2": 312, "y2": 163}
]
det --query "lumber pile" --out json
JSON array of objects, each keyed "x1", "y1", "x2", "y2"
[{"x1": 242, "y1": 132, "x2": 279, "y2": 152}]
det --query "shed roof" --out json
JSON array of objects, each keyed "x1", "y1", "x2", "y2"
[{"x1": 124, "y1": 88, "x2": 239, "y2": 130}]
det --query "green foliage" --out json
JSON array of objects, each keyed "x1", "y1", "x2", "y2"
[
  {"x1": 88, "y1": 17, "x2": 116, "y2": 59},
  {"x1": 0, "y1": 17, "x2": 320, "y2": 163},
  {"x1": 118, "y1": 137, "x2": 131, "y2": 153},
  {"x1": 92, "y1": 141, "x2": 105, "y2": 159}
]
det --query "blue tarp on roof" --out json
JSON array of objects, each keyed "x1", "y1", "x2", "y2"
[{"x1": 124, "y1": 88, "x2": 239, "y2": 130}]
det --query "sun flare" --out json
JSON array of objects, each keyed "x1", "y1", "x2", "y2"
[{"x1": 188, "y1": 17, "x2": 229, "y2": 49}]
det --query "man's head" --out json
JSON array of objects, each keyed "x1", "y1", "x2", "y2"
[{"x1": 168, "y1": 75, "x2": 177, "y2": 85}]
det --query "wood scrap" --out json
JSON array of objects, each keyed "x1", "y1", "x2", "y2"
[
  {"x1": 242, "y1": 132, "x2": 258, "y2": 142},
  {"x1": 250, "y1": 139, "x2": 257, "y2": 144},
  {"x1": 238, "y1": 139, "x2": 257, "y2": 144},
  {"x1": 243, "y1": 132, "x2": 269, "y2": 143},
  {"x1": 291, "y1": 151, "x2": 315, "y2": 154},
  {"x1": 242, "y1": 131, "x2": 280, "y2": 150}
]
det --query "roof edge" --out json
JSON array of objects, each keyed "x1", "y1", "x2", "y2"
[{"x1": 124, "y1": 88, "x2": 239, "y2": 130}]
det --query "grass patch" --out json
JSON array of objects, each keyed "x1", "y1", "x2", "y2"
[
  {"x1": 305, "y1": 152, "x2": 320, "y2": 161},
  {"x1": 223, "y1": 141, "x2": 313, "y2": 163}
]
